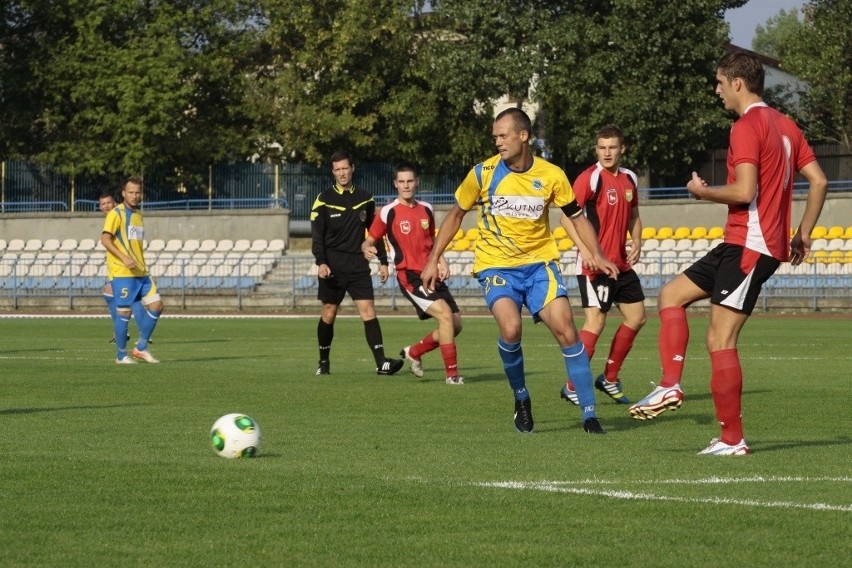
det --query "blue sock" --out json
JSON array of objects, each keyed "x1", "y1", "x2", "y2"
[
  {"x1": 562, "y1": 342, "x2": 597, "y2": 420},
  {"x1": 104, "y1": 293, "x2": 117, "y2": 323},
  {"x1": 115, "y1": 313, "x2": 131, "y2": 358},
  {"x1": 498, "y1": 337, "x2": 527, "y2": 400},
  {"x1": 136, "y1": 309, "x2": 160, "y2": 351},
  {"x1": 131, "y1": 301, "x2": 146, "y2": 337}
]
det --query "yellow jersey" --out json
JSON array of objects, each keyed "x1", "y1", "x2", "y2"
[
  {"x1": 455, "y1": 155, "x2": 579, "y2": 274},
  {"x1": 102, "y1": 203, "x2": 148, "y2": 278}
]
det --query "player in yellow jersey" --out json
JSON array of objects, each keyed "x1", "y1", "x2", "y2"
[
  {"x1": 421, "y1": 108, "x2": 618, "y2": 434},
  {"x1": 98, "y1": 190, "x2": 150, "y2": 345},
  {"x1": 100, "y1": 177, "x2": 163, "y2": 364}
]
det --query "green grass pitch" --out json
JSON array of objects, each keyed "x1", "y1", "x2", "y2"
[{"x1": 0, "y1": 313, "x2": 849, "y2": 567}]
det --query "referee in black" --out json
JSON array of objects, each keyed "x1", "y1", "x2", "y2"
[{"x1": 311, "y1": 150, "x2": 404, "y2": 376}]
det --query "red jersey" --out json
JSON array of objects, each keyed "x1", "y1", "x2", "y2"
[
  {"x1": 723, "y1": 103, "x2": 816, "y2": 261},
  {"x1": 572, "y1": 163, "x2": 639, "y2": 275},
  {"x1": 368, "y1": 198, "x2": 436, "y2": 273}
]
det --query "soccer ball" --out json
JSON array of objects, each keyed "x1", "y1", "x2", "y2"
[{"x1": 210, "y1": 413, "x2": 261, "y2": 459}]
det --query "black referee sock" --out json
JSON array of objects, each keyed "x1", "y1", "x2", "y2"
[
  {"x1": 317, "y1": 318, "x2": 333, "y2": 362},
  {"x1": 364, "y1": 318, "x2": 386, "y2": 365}
]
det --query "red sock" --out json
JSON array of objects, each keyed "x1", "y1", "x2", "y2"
[
  {"x1": 710, "y1": 349, "x2": 744, "y2": 444},
  {"x1": 659, "y1": 307, "x2": 688, "y2": 388},
  {"x1": 440, "y1": 343, "x2": 458, "y2": 377},
  {"x1": 409, "y1": 333, "x2": 439, "y2": 360},
  {"x1": 579, "y1": 329, "x2": 599, "y2": 360},
  {"x1": 604, "y1": 324, "x2": 638, "y2": 381}
]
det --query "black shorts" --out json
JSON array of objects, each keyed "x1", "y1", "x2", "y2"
[
  {"x1": 577, "y1": 269, "x2": 645, "y2": 312},
  {"x1": 684, "y1": 243, "x2": 779, "y2": 315},
  {"x1": 398, "y1": 270, "x2": 459, "y2": 320},
  {"x1": 317, "y1": 268, "x2": 375, "y2": 305}
]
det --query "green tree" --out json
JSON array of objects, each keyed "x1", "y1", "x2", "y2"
[
  {"x1": 785, "y1": 0, "x2": 852, "y2": 150},
  {"x1": 751, "y1": 8, "x2": 802, "y2": 60},
  {"x1": 2, "y1": 0, "x2": 261, "y2": 183}
]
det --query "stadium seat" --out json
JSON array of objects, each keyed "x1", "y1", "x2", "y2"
[
  {"x1": 825, "y1": 238, "x2": 844, "y2": 251},
  {"x1": 198, "y1": 239, "x2": 217, "y2": 252},
  {"x1": 658, "y1": 239, "x2": 676, "y2": 252},
  {"x1": 552, "y1": 227, "x2": 567, "y2": 240},
  {"x1": 7, "y1": 239, "x2": 25, "y2": 252},
  {"x1": 811, "y1": 238, "x2": 827, "y2": 251},
  {"x1": 42, "y1": 239, "x2": 60, "y2": 252},
  {"x1": 674, "y1": 239, "x2": 692, "y2": 251},
  {"x1": 215, "y1": 239, "x2": 235, "y2": 252},
  {"x1": 810, "y1": 226, "x2": 828, "y2": 239},
  {"x1": 843, "y1": 227, "x2": 852, "y2": 239},
  {"x1": 24, "y1": 239, "x2": 43, "y2": 252},
  {"x1": 656, "y1": 227, "x2": 673, "y2": 240},
  {"x1": 707, "y1": 226, "x2": 724, "y2": 239},
  {"x1": 557, "y1": 238, "x2": 574, "y2": 251},
  {"x1": 826, "y1": 226, "x2": 844, "y2": 239},
  {"x1": 689, "y1": 226, "x2": 708, "y2": 239},
  {"x1": 147, "y1": 239, "x2": 166, "y2": 253},
  {"x1": 690, "y1": 238, "x2": 710, "y2": 252},
  {"x1": 464, "y1": 228, "x2": 478, "y2": 241},
  {"x1": 182, "y1": 239, "x2": 200, "y2": 253},
  {"x1": 0, "y1": 239, "x2": 6, "y2": 252},
  {"x1": 673, "y1": 226, "x2": 691, "y2": 240},
  {"x1": 232, "y1": 239, "x2": 251, "y2": 253},
  {"x1": 267, "y1": 239, "x2": 286, "y2": 254},
  {"x1": 643, "y1": 238, "x2": 659, "y2": 251},
  {"x1": 164, "y1": 239, "x2": 183, "y2": 252},
  {"x1": 250, "y1": 239, "x2": 268, "y2": 252},
  {"x1": 641, "y1": 227, "x2": 656, "y2": 240}
]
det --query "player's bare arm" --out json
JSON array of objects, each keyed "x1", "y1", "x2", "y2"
[
  {"x1": 564, "y1": 213, "x2": 618, "y2": 278},
  {"x1": 100, "y1": 232, "x2": 137, "y2": 269},
  {"x1": 790, "y1": 160, "x2": 829, "y2": 266},
  {"x1": 687, "y1": 164, "x2": 758, "y2": 204},
  {"x1": 627, "y1": 208, "x2": 643, "y2": 265},
  {"x1": 422, "y1": 205, "x2": 466, "y2": 291},
  {"x1": 361, "y1": 236, "x2": 379, "y2": 260}
]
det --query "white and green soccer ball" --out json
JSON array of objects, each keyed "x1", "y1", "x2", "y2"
[{"x1": 210, "y1": 413, "x2": 260, "y2": 459}]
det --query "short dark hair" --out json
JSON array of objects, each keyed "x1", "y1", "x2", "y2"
[
  {"x1": 595, "y1": 125, "x2": 625, "y2": 146},
  {"x1": 98, "y1": 189, "x2": 116, "y2": 201},
  {"x1": 394, "y1": 161, "x2": 418, "y2": 179},
  {"x1": 329, "y1": 150, "x2": 354, "y2": 167},
  {"x1": 494, "y1": 107, "x2": 532, "y2": 136},
  {"x1": 717, "y1": 51, "x2": 765, "y2": 96},
  {"x1": 122, "y1": 176, "x2": 143, "y2": 189}
]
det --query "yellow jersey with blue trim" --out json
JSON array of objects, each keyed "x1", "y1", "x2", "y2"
[
  {"x1": 102, "y1": 203, "x2": 148, "y2": 278},
  {"x1": 455, "y1": 155, "x2": 579, "y2": 273}
]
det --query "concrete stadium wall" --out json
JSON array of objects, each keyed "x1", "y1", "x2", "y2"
[
  {"x1": 0, "y1": 209, "x2": 290, "y2": 247},
  {"x1": 0, "y1": 194, "x2": 848, "y2": 246}
]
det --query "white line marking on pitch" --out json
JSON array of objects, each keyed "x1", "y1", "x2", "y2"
[{"x1": 476, "y1": 478, "x2": 852, "y2": 513}]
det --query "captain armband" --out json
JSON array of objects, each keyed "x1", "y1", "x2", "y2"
[{"x1": 560, "y1": 200, "x2": 582, "y2": 218}]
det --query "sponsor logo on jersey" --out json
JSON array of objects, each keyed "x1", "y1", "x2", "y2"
[
  {"x1": 128, "y1": 225, "x2": 144, "y2": 240},
  {"x1": 400, "y1": 220, "x2": 411, "y2": 234},
  {"x1": 491, "y1": 195, "x2": 545, "y2": 219}
]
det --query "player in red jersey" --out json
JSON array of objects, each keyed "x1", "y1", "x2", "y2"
[
  {"x1": 628, "y1": 51, "x2": 828, "y2": 456},
  {"x1": 561, "y1": 126, "x2": 646, "y2": 406},
  {"x1": 362, "y1": 162, "x2": 464, "y2": 385}
]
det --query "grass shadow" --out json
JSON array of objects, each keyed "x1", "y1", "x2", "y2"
[{"x1": 0, "y1": 403, "x2": 151, "y2": 416}]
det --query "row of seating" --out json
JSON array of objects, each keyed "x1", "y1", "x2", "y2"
[
  {"x1": 445, "y1": 225, "x2": 852, "y2": 252},
  {"x1": 0, "y1": 238, "x2": 286, "y2": 255}
]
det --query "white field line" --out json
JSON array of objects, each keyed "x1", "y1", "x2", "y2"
[{"x1": 476, "y1": 477, "x2": 852, "y2": 513}]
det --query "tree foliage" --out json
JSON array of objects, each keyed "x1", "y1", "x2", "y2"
[
  {"x1": 751, "y1": 8, "x2": 802, "y2": 61},
  {"x1": 784, "y1": 0, "x2": 852, "y2": 150},
  {"x1": 3, "y1": 0, "x2": 844, "y2": 189}
]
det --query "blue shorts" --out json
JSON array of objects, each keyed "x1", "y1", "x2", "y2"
[
  {"x1": 111, "y1": 276, "x2": 159, "y2": 308},
  {"x1": 477, "y1": 262, "x2": 567, "y2": 321}
]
